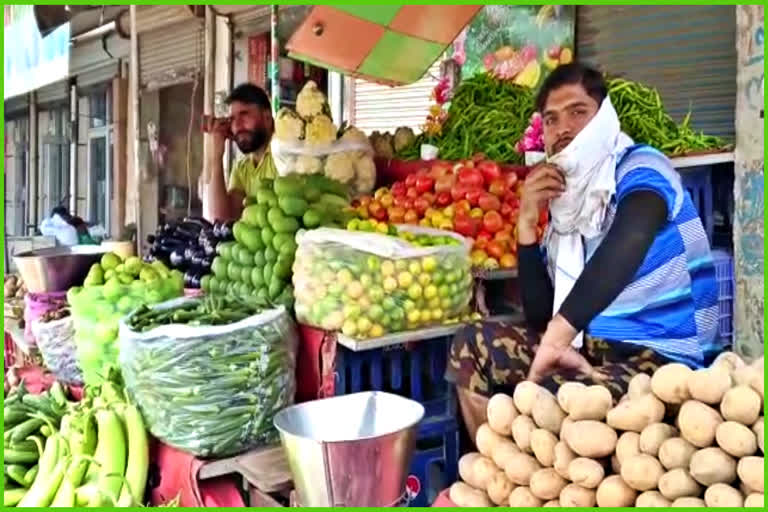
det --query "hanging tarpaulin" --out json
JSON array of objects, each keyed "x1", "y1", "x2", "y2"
[
  {"x1": 285, "y1": 5, "x2": 481, "y2": 86},
  {"x1": 4, "y1": 4, "x2": 70, "y2": 99}
]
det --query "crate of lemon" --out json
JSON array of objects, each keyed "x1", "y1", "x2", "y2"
[
  {"x1": 203, "y1": 174, "x2": 352, "y2": 306},
  {"x1": 68, "y1": 252, "x2": 183, "y2": 385},
  {"x1": 293, "y1": 224, "x2": 474, "y2": 339}
]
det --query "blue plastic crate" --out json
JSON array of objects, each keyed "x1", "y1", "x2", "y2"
[
  {"x1": 680, "y1": 166, "x2": 714, "y2": 243},
  {"x1": 712, "y1": 249, "x2": 734, "y2": 340},
  {"x1": 404, "y1": 417, "x2": 460, "y2": 507}
]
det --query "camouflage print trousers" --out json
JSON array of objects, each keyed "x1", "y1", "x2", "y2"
[{"x1": 446, "y1": 320, "x2": 672, "y2": 401}]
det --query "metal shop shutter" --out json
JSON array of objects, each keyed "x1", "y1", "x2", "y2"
[
  {"x1": 577, "y1": 5, "x2": 737, "y2": 140},
  {"x1": 71, "y1": 34, "x2": 129, "y2": 89},
  {"x1": 351, "y1": 61, "x2": 441, "y2": 134},
  {"x1": 139, "y1": 20, "x2": 205, "y2": 90},
  {"x1": 5, "y1": 95, "x2": 29, "y2": 116},
  {"x1": 36, "y1": 80, "x2": 69, "y2": 106}
]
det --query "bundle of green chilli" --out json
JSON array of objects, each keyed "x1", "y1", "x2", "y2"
[
  {"x1": 119, "y1": 298, "x2": 298, "y2": 458},
  {"x1": 398, "y1": 73, "x2": 535, "y2": 163},
  {"x1": 607, "y1": 77, "x2": 728, "y2": 156}
]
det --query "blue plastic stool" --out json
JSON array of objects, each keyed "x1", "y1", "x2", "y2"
[
  {"x1": 711, "y1": 249, "x2": 734, "y2": 341},
  {"x1": 406, "y1": 417, "x2": 460, "y2": 507},
  {"x1": 680, "y1": 166, "x2": 714, "y2": 243}
]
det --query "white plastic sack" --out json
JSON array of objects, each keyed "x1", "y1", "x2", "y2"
[
  {"x1": 31, "y1": 316, "x2": 83, "y2": 385},
  {"x1": 40, "y1": 214, "x2": 79, "y2": 246}
]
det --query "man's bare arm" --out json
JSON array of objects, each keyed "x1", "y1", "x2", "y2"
[{"x1": 208, "y1": 152, "x2": 238, "y2": 221}]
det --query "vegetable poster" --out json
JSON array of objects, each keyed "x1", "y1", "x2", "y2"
[{"x1": 453, "y1": 5, "x2": 575, "y2": 89}]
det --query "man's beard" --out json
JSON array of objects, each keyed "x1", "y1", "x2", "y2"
[{"x1": 234, "y1": 129, "x2": 268, "y2": 154}]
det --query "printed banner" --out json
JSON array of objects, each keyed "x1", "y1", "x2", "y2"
[{"x1": 4, "y1": 5, "x2": 70, "y2": 99}]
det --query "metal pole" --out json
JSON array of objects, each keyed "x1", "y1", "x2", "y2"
[
  {"x1": 69, "y1": 82, "x2": 78, "y2": 214},
  {"x1": 130, "y1": 5, "x2": 141, "y2": 252},
  {"x1": 269, "y1": 5, "x2": 280, "y2": 114},
  {"x1": 202, "y1": 6, "x2": 215, "y2": 185},
  {"x1": 28, "y1": 92, "x2": 38, "y2": 235}
]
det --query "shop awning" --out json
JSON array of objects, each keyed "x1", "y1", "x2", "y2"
[{"x1": 285, "y1": 5, "x2": 481, "y2": 86}]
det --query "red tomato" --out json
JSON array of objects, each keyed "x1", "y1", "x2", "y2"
[
  {"x1": 483, "y1": 211, "x2": 504, "y2": 233},
  {"x1": 453, "y1": 213, "x2": 479, "y2": 238},
  {"x1": 466, "y1": 188, "x2": 483, "y2": 207},
  {"x1": 488, "y1": 178, "x2": 507, "y2": 197},
  {"x1": 391, "y1": 182, "x2": 407, "y2": 197},
  {"x1": 434, "y1": 174, "x2": 456, "y2": 194},
  {"x1": 436, "y1": 192, "x2": 452, "y2": 207},
  {"x1": 478, "y1": 160, "x2": 502, "y2": 185},
  {"x1": 495, "y1": 230, "x2": 513, "y2": 248},
  {"x1": 394, "y1": 196, "x2": 408, "y2": 208},
  {"x1": 380, "y1": 194, "x2": 394, "y2": 208},
  {"x1": 451, "y1": 183, "x2": 470, "y2": 202},
  {"x1": 403, "y1": 198, "x2": 415, "y2": 211},
  {"x1": 360, "y1": 196, "x2": 372, "y2": 207},
  {"x1": 422, "y1": 192, "x2": 435, "y2": 205},
  {"x1": 429, "y1": 161, "x2": 454, "y2": 179},
  {"x1": 413, "y1": 198, "x2": 430, "y2": 216},
  {"x1": 388, "y1": 206, "x2": 406, "y2": 223},
  {"x1": 475, "y1": 230, "x2": 493, "y2": 248},
  {"x1": 500, "y1": 253, "x2": 518, "y2": 268},
  {"x1": 478, "y1": 193, "x2": 501, "y2": 212},
  {"x1": 405, "y1": 174, "x2": 417, "y2": 188},
  {"x1": 369, "y1": 200, "x2": 388, "y2": 221},
  {"x1": 351, "y1": 199, "x2": 361, "y2": 208},
  {"x1": 505, "y1": 171, "x2": 519, "y2": 189},
  {"x1": 458, "y1": 168, "x2": 484, "y2": 188},
  {"x1": 486, "y1": 241, "x2": 505, "y2": 260},
  {"x1": 406, "y1": 187, "x2": 419, "y2": 200},
  {"x1": 403, "y1": 209, "x2": 419, "y2": 224},
  {"x1": 501, "y1": 203, "x2": 513, "y2": 219},
  {"x1": 415, "y1": 175, "x2": 435, "y2": 194},
  {"x1": 454, "y1": 199, "x2": 471, "y2": 214}
]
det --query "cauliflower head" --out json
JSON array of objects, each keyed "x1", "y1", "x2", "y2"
[
  {"x1": 295, "y1": 155, "x2": 323, "y2": 175},
  {"x1": 393, "y1": 126, "x2": 416, "y2": 152},
  {"x1": 324, "y1": 152, "x2": 356, "y2": 184},
  {"x1": 340, "y1": 126, "x2": 370, "y2": 147},
  {"x1": 296, "y1": 80, "x2": 328, "y2": 119},
  {"x1": 274, "y1": 108, "x2": 305, "y2": 142},
  {"x1": 305, "y1": 115, "x2": 338, "y2": 146},
  {"x1": 353, "y1": 154, "x2": 376, "y2": 195}
]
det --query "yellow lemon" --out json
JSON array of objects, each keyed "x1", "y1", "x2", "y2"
[
  {"x1": 369, "y1": 324, "x2": 385, "y2": 338},
  {"x1": 337, "y1": 269, "x2": 353, "y2": 285},
  {"x1": 408, "y1": 261, "x2": 421, "y2": 275},
  {"x1": 397, "y1": 272, "x2": 414, "y2": 288},
  {"x1": 381, "y1": 261, "x2": 395, "y2": 276},
  {"x1": 408, "y1": 283, "x2": 423, "y2": 300},
  {"x1": 422, "y1": 256, "x2": 437, "y2": 272},
  {"x1": 383, "y1": 276, "x2": 398, "y2": 292}
]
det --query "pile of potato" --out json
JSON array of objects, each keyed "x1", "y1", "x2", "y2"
[{"x1": 449, "y1": 352, "x2": 764, "y2": 507}]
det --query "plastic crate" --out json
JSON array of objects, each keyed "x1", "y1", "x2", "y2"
[
  {"x1": 712, "y1": 249, "x2": 734, "y2": 340},
  {"x1": 680, "y1": 166, "x2": 714, "y2": 243},
  {"x1": 404, "y1": 418, "x2": 460, "y2": 507}
]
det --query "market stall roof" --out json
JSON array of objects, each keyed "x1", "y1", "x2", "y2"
[{"x1": 285, "y1": 5, "x2": 481, "y2": 86}]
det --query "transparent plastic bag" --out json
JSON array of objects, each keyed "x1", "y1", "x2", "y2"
[
  {"x1": 23, "y1": 291, "x2": 68, "y2": 348},
  {"x1": 270, "y1": 137, "x2": 376, "y2": 196},
  {"x1": 119, "y1": 299, "x2": 298, "y2": 458},
  {"x1": 31, "y1": 316, "x2": 83, "y2": 385},
  {"x1": 293, "y1": 226, "x2": 473, "y2": 338},
  {"x1": 70, "y1": 278, "x2": 183, "y2": 386}
]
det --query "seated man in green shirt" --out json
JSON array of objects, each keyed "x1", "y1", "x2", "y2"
[{"x1": 208, "y1": 83, "x2": 278, "y2": 220}]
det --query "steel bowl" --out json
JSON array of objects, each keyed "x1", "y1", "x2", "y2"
[
  {"x1": 274, "y1": 391, "x2": 425, "y2": 507},
  {"x1": 13, "y1": 245, "x2": 106, "y2": 293}
]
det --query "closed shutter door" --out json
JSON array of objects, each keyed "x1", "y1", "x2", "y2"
[
  {"x1": 577, "y1": 5, "x2": 737, "y2": 140},
  {"x1": 36, "y1": 80, "x2": 69, "y2": 106},
  {"x1": 139, "y1": 20, "x2": 204, "y2": 90},
  {"x1": 352, "y1": 61, "x2": 441, "y2": 134},
  {"x1": 71, "y1": 34, "x2": 129, "y2": 89},
  {"x1": 5, "y1": 95, "x2": 29, "y2": 116}
]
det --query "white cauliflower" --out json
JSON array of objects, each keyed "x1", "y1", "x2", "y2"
[
  {"x1": 295, "y1": 155, "x2": 323, "y2": 175},
  {"x1": 340, "y1": 126, "x2": 370, "y2": 146},
  {"x1": 393, "y1": 126, "x2": 416, "y2": 152},
  {"x1": 296, "y1": 80, "x2": 328, "y2": 119},
  {"x1": 324, "y1": 152, "x2": 356, "y2": 184},
  {"x1": 305, "y1": 115, "x2": 338, "y2": 146},
  {"x1": 353, "y1": 154, "x2": 376, "y2": 195},
  {"x1": 274, "y1": 108, "x2": 305, "y2": 142}
]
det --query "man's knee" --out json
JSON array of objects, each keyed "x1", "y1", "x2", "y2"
[{"x1": 456, "y1": 386, "x2": 489, "y2": 444}]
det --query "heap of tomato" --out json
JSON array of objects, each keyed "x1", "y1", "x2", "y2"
[{"x1": 351, "y1": 156, "x2": 548, "y2": 270}]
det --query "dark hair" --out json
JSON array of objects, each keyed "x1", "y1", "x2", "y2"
[
  {"x1": 225, "y1": 83, "x2": 271, "y2": 110},
  {"x1": 535, "y1": 63, "x2": 607, "y2": 113}
]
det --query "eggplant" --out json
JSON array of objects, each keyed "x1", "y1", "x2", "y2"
[
  {"x1": 202, "y1": 242, "x2": 216, "y2": 257},
  {"x1": 219, "y1": 221, "x2": 234, "y2": 239},
  {"x1": 155, "y1": 235, "x2": 187, "y2": 247},
  {"x1": 169, "y1": 249, "x2": 185, "y2": 268},
  {"x1": 183, "y1": 216, "x2": 213, "y2": 230},
  {"x1": 183, "y1": 270, "x2": 203, "y2": 289},
  {"x1": 190, "y1": 250, "x2": 206, "y2": 268}
]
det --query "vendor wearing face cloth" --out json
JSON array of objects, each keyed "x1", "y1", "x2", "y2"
[
  {"x1": 447, "y1": 63, "x2": 719, "y2": 440},
  {"x1": 207, "y1": 83, "x2": 278, "y2": 221}
]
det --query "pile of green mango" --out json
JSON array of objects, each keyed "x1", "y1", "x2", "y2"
[{"x1": 202, "y1": 174, "x2": 352, "y2": 307}]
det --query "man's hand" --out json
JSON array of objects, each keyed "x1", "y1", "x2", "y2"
[
  {"x1": 527, "y1": 314, "x2": 599, "y2": 382},
  {"x1": 210, "y1": 117, "x2": 230, "y2": 162},
  {"x1": 518, "y1": 163, "x2": 565, "y2": 245}
]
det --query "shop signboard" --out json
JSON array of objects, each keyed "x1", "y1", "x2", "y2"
[
  {"x1": 453, "y1": 5, "x2": 575, "y2": 89},
  {"x1": 4, "y1": 5, "x2": 70, "y2": 100}
]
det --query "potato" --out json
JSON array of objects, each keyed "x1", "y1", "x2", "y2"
[
  {"x1": 473, "y1": 456, "x2": 502, "y2": 490},
  {"x1": 753, "y1": 416, "x2": 764, "y2": 453},
  {"x1": 704, "y1": 483, "x2": 744, "y2": 507},
  {"x1": 531, "y1": 388, "x2": 566, "y2": 434},
  {"x1": 651, "y1": 363, "x2": 694, "y2": 404},
  {"x1": 487, "y1": 393, "x2": 518, "y2": 436},
  {"x1": 733, "y1": 364, "x2": 760, "y2": 387},
  {"x1": 476, "y1": 423, "x2": 506, "y2": 457},
  {"x1": 556, "y1": 382, "x2": 586, "y2": 413},
  {"x1": 688, "y1": 366, "x2": 732, "y2": 404},
  {"x1": 635, "y1": 490, "x2": 672, "y2": 507},
  {"x1": 513, "y1": 381, "x2": 540, "y2": 416},
  {"x1": 610, "y1": 455, "x2": 621, "y2": 474},
  {"x1": 745, "y1": 493, "x2": 764, "y2": 508},
  {"x1": 559, "y1": 416, "x2": 574, "y2": 440},
  {"x1": 486, "y1": 471, "x2": 515, "y2": 506},
  {"x1": 567, "y1": 385, "x2": 613, "y2": 421},
  {"x1": 511, "y1": 415, "x2": 536, "y2": 453},
  {"x1": 712, "y1": 351, "x2": 746, "y2": 374},
  {"x1": 658, "y1": 437, "x2": 697, "y2": 469},
  {"x1": 620, "y1": 454, "x2": 664, "y2": 491},
  {"x1": 507, "y1": 486, "x2": 543, "y2": 507},
  {"x1": 628, "y1": 372, "x2": 653, "y2": 399},
  {"x1": 542, "y1": 499, "x2": 560, "y2": 507},
  {"x1": 504, "y1": 452, "x2": 542, "y2": 486},
  {"x1": 530, "y1": 429, "x2": 558, "y2": 467},
  {"x1": 596, "y1": 475, "x2": 637, "y2": 507},
  {"x1": 658, "y1": 468, "x2": 702, "y2": 500},
  {"x1": 689, "y1": 447, "x2": 737, "y2": 486},
  {"x1": 529, "y1": 468, "x2": 568, "y2": 500},
  {"x1": 716, "y1": 421, "x2": 758, "y2": 457},
  {"x1": 565, "y1": 420, "x2": 617, "y2": 458},
  {"x1": 449, "y1": 482, "x2": 493, "y2": 507},
  {"x1": 491, "y1": 438, "x2": 521, "y2": 470},
  {"x1": 458, "y1": 453, "x2": 483, "y2": 485},
  {"x1": 678, "y1": 400, "x2": 723, "y2": 447},
  {"x1": 567, "y1": 458, "x2": 604, "y2": 489},
  {"x1": 721, "y1": 385, "x2": 762, "y2": 425},
  {"x1": 640, "y1": 423, "x2": 679, "y2": 457},
  {"x1": 738, "y1": 456, "x2": 764, "y2": 493},
  {"x1": 552, "y1": 442, "x2": 575, "y2": 479},
  {"x1": 606, "y1": 393, "x2": 665, "y2": 432},
  {"x1": 559, "y1": 483, "x2": 596, "y2": 507},
  {"x1": 671, "y1": 497, "x2": 706, "y2": 507},
  {"x1": 616, "y1": 432, "x2": 641, "y2": 464}
]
